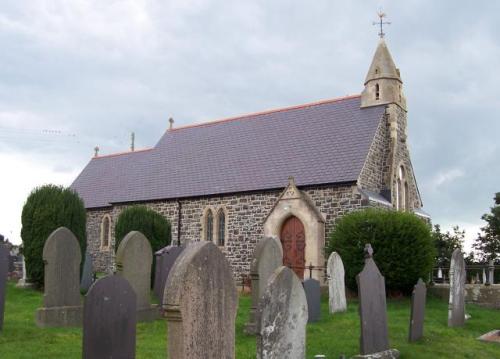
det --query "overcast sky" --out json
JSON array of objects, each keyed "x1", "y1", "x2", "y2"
[{"x1": 1, "y1": 1, "x2": 499, "y2": 248}]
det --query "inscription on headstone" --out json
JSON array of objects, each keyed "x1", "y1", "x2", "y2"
[
  {"x1": 83, "y1": 275, "x2": 137, "y2": 359},
  {"x1": 36, "y1": 227, "x2": 82, "y2": 327},
  {"x1": 153, "y1": 244, "x2": 184, "y2": 303},
  {"x1": 0, "y1": 244, "x2": 9, "y2": 331},
  {"x1": 245, "y1": 236, "x2": 283, "y2": 334},
  {"x1": 257, "y1": 266, "x2": 308, "y2": 359},
  {"x1": 409, "y1": 278, "x2": 426, "y2": 342},
  {"x1": 448, "y1": 248, "x2": 466, "y2": 327},
  {"x1": 164, "y1": 241, "x2": 238, "y2": 359},
  {"x1": 327, "y1": 251, "x2": 347, "y2": 314},
  {"x1": 304, "y1": 278, "x2": 321, "y2": 322}
]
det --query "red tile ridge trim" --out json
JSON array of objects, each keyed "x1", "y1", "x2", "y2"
[{"x1": 93, "y1": 147, "x2": 154, "y2": 160}]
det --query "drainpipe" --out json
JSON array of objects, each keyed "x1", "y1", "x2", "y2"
[{"x1": 177, "y1": 200, "x2": 182, "y2": 246}]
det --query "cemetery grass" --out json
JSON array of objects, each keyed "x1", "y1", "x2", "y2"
[{"x1": 2, "y1": 282, "x2": 500, "y2": 358}]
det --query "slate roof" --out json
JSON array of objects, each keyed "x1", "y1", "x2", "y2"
[{"x1": 71, "y1": 95, "x2": 386, "y2": 209}]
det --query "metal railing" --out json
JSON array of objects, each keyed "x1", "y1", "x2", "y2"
[{"x1": 431, "y1": 261, "x2": 500, "y2": 285}]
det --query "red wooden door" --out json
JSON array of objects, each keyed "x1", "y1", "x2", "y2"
[{"x1": 280, "y1": 216, "x2": 305, "y2": 279}]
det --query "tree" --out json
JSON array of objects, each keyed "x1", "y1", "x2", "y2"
[
  {"x1": 21, "y1": 185, "x2": 86, "y2": 288},
  {"x1": 432, "y1": 224, "x2": 465, "y2": 267},
  {"x1": 474, "y1": 192, "x2": 500, "y2": 261}
]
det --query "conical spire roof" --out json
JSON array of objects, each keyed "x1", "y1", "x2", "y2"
[{"x1": 364, "y1": 39, "x2": 401, "y2": 85}]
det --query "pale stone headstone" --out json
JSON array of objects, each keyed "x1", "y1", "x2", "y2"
[
  {"x1": 304, "y1": 278, "x2": 321, "y2": 322},
  {"x1": 245, "y1": 236, "x2": 283, "y2": 334},
  {"x1": 83, "y1": 275, "x2": 136, "y2": 359},
  {"x1": 409, "y1": 278, "x2": 426, "y2": 342},
  {"x1": 153, "y1": 244, "x2": 184, "y2": 303},
  {"x1": 116, "y1": 231, "x2": 159, "y2": 322},
  {"x1": 448, "y1": 248, "x2": 466, "y2": 327},
  {"x1": 164, "y1": 241, "x2": 238, "y2": 359},
  {"x1": 257, "y1": 266, "x2": 308, "y2": 359},
  {"x1": 36, "y1": 227, "x2": 82, "y2": 327},
  {"x1": 354, "y1": 244, "x2": 399, "y2": 358},
  {"x1": 16, "y1": 255, "x2": 33, "y2": 288},
  {"x1": 0, "y1": 244, "x2": 9, "y2": 331},
  {"x1": 327, "y1": 251, "x2": 347, "y2": 314},
  {"x1": 80, "y1": 251, "x2": 94, "y2": 293}
]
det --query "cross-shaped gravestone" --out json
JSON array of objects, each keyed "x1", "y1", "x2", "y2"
[
  {"x1": 0, "y1": 243, "x2": 9, "y2": 331},
  {"x1": 327, "y1": 251, "x2": 347, "y2": 314},
  {"x1": 82, "y1": 275, "x2": 136, "y2": 358},
  {"x1": 409, "y1": 278, "x2": 426, "y2": 342},
  {"x1": 448, "y1": 248, "x2": 466, "y2": 327}
]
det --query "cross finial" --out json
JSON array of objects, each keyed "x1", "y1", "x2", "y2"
[
  {"x1": 373, "y1": 10, "x2": 391, "y2": 38},
  {"x1": 94, "y1": 146, "x2": 100, "y2": 157},
  {"x1": 364, "y1": 243, "x2": 374, "y2": 259}
]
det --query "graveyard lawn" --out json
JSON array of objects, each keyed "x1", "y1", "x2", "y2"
[{"x1": 2, "y1": 282, "x2": 500, "y2": 358}]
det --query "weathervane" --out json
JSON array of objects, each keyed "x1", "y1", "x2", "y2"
[{"x1": 373, "y1": 11, "x2": 391, "y2": 38}]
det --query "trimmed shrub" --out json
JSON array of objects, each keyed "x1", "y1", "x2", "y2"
[
  {"x1": 21, "y1": 185, "x2": 86, "y2": 288},
  {"x1": 326, "y1": 208, "x2": 435, "y2": 294}
]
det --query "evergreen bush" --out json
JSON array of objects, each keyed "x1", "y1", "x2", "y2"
[
  {"x1": 326, "y1": 208, "x2": 435, "y2": 294},
  {"x1": 21, "y1": 185, "x2": 86, "y2": 288}
]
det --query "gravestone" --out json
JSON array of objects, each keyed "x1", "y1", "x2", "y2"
[
  {"x1": 448, "y1": 248, "x2": 466, "y2": 327},
  {"x1": 409, "y1": 278, "x2": 426, "y2": 342},
  {"x1": 153, "y1": 244, "x2": 184, "y2": 303},
  {"x1": 257, "y1": 266, "x2": 308, "y2": 359},
  {"x1": 116, "y1": 231, "x2": 159, "y2": 322},
  {"x1": 353, "y1": 244, "x2": 399, "y2": 359},
  {"x1": 83, "y1": 275, "x2": 136, "y2": 359},
  {"x1": 36, "y1": 227, "x2": 82, "y2": 327},
  {"x1": 304, "y1": 278, "x2": 321, "y2": 322},
  {"x1": 16, "y1": 255, "x2": 34, "y2": 289},
  {"x1": 80, "y1": 251, "x2": 94, "y2": 293},
  {"x1": 0, "y1": 243, "x2": 9, "y2": 331},
  {"x1": 245, "y1": 236, "x2": 283, "y2": 334},
  {"x1": 164, "y1": 241, "x2": 238, "y2": 359},
  {"x1": 327, "y1": 251, "x2": 347, "y2": 314}
]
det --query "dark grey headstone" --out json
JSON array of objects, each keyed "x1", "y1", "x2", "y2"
[
  {"x1": 304, "y1": 278, "x2": 321, "y2": 323},
  {"x1": 448, "y1": 248, "x2": 466, "y2": 327},
  {"x1": 409, "y1": 278, "x2": 426, "y2": 342},
  {"x1": 356, "y1": 244, "x2": 390, "y2": 355},
  {"x1": 0, "y1": 244, "x2": 9, "y2": 331},
  {"x1": 80, "y1": 251, "x2": 94, "y2": 293},
  {"x1": 153, "y1": 245, "x2": 184, "y2": 302},
  {"x1": 83, "y1": 275, "x2": 137, "y2": 359}
]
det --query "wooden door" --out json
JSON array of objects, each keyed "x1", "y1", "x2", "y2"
[{"x1": 280, "y1": 216, "x2": 305, "y2": 279}]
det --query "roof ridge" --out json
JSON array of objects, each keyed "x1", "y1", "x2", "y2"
[
  {"x1": 169, "y1": 94, "x2": 361, "y2": 132},
  {"x1": 93, "y1": 147, "x2": 154, "y2": 160}
]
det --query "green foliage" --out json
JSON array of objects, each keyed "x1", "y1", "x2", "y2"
[
  {"x1": 21, "y1": 185, "x2": 86, "y2": 288},
  {"x1": 432, "y1": 225, "x2": 465, "y2": 266},
  {"x1": 326, "y1": 208, "x2": 435, "y2": 294},
  {"x1": 474, "y1": 193, "x2": 500, "y2": 262}
]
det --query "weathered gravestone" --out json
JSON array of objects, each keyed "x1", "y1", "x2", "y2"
[
  {"x1": 82, "y1": 275, "x2": 137, "y2": 359},
  {"x1": 245, "y1": 236, "x2": 283, "y2": 334},
  {"x1": 448, "y1": 248, "x2": 466, "y2": 327},
  {"x1": 0, "y1": 243, "x2": 9, "y2": 331},
  {"x1": 153, "y1": 244, "x2": 184, "y2": 303},
  {"x1": 257, "y1": 266, "x2": 308, "y2": 359},
  {"x1": 16, "y1": 254, "x2": 34, "y2": 289},
  {"x1": 354, "y1": 244, "x2": 399, "y2": 359},
  {"x1": 164, "y1": 241, "x2": 238, "y2": 359},
  {"x1": 36, "y1": 227, "x2": 82, "y2": 328},
  {"x1": 116, "y1": 231, "x2": 159, "y2": 322},
  {"x1": 80, "y1": 251, "x2": 94, "y2": 293},
  {"x1": 327, "y1": 251, "x2": 347, "y2": 314},
  {"x1": 304, "y1": 278, "x2": 321, "y2": 322},
  {"x1": 408, "y1": 278, "x2": 426, "y2": 342}
]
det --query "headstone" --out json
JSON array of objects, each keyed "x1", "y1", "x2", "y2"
[
  {"x1": 80, "y1": 251, "x2": 94, "y2": 293},
  {"x1": 257, "y1": 266, "x2": 308, "y2": 359},
  {"x1": 116, "y1": 231, "x2": 159, "y2": 322},
  {"x1": 36, "y1": 227, "x2": 82, "y2": 327},
  {"x1": 408, "y1": 278, "x2": 426, "y2": 342},
  {"x1": 82, "y1": 275, "x2": 136, "y2": 359},
  {"x1": 0, "y1": 244, "x2": 9, "y2": 331},
  {"x1": 304, "y1": 278, "x2": 321, "y2": 322},
  {"x1": 482, "y1": 268, "x2": 487, "y2": 284},
  {"x1": 327, "y1": 251, "x2": 347, "y2": 314},
  {"x1": 153, "y1": 244, "x2": 184, "y2": 303},
  {"x1": 164, "y1": 241, "x2": 238, "y2": 359},
  {"x1": 245, "y1": 236, "x2": 283, "y2": 334},
  {"x1": 448, "y1": 248, "x2": 466, "y2": 327},
  {"x1": 353, "y1": 244, "x2": 399, "y2": 359},
  {"x1": 16, "y1": 255, "x2": 34, "y2": 288},
  {"x1": 488, "y1": 260, "x2": 495, "y2": 285}
]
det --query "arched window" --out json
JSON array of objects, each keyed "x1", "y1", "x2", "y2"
[
  {"x1": 375, "y1": 83, "x2": 380, "y2": 100},
  {"x1": 404, "y1": 182, "x2": 410, "y2": 210},
  {"x1": 397, "y1": 166, "x2": 406, "y2": 211},
  {"x1": 217, "y1": 209, "x2": 225, "y2": 246},
  {"x1": 100, "y1": 215, "x2": 111, "y2": 250},
  {"x1": 206, "y1": 210, "x2": 213, "y2": 242}
]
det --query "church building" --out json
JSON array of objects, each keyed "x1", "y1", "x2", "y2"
[{"x1": 71, "y1": 38, "x2": 429, "y2": 282}]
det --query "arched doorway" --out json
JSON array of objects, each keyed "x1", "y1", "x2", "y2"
[{"x1": 280, "y1": 216, "x2": 306, "y2": 279}]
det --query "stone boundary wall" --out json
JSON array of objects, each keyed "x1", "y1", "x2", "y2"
[{"x1": 429, "y1": 284, "x2": 500, "y2": 309}]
